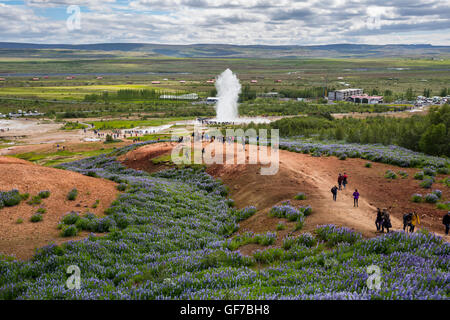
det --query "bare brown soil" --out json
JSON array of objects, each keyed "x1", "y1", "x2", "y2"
[
  {"x1": 118, "y1": 142, "x2": 179, "y2": 174},
  {"x1": 0, "y1": 156, "x2": 119, "y2": 260},
  {"x1": 120, "y1": 142, "x2": 450, "y2": 256}
]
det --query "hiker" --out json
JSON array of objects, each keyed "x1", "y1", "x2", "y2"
[
  {"x1": 331, "y1": 186, "x2": 338, "y2": 201},
  {"x1": 343, "y1": 173, "x2": 348, "y2": 189},
  {"x1": 338, "y1": 173, "x2": 344, "y2": 190},
  {"x1": 376, "y1": 208, "x2": 383, "y2": 232},
  {"x1": 353, "y1": 189, "x2": 359, "y2": 207},
  {"x1": 443, "y1": 212, "x2": 450, "y2": 235},
  {"x1": 403, "y1": 212, "x2": 413, "y2": 232},
  {"x1": 410, "y1": 212, "x2": 420, "y2": 233},
  {"x1": 381, "y1": 209, "x2": 392, "y2": 233}
]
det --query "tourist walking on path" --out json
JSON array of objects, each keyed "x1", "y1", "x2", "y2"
[
  {"x1": 353, "y1": 189, "x2": 359, "y2": 207},
  {"x1": 381, "y1": 209, "x2": 392, "y2": 233},
  {"x1": 343, "y1": 173, "x2": 348, "y2": 189},
  {"x1": 442, "y1": 211, "x2": 450, "y2": 235},
  {"x1": 338, "y1": 173, "x2": 343, "y2": 190},
  {"x1": 410, "y1": 212, "x2": 420, "y2": 233},
  {"x1": 403, "y1": 212, "x2": 413, "y2": 232},
  {"x1": 375, "y1": 208, "x2": 383, "y2": 232},
  {"x1": 331, "y1": 186, "x2": 338, "y2": 201}
]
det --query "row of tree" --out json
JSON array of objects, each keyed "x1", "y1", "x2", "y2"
[
  {"x1": 84, "y1": 89, "x2": 187, "y2": 102},
  {"x1": 243, "y1": 104, "x2": 449, "y2": 157}
]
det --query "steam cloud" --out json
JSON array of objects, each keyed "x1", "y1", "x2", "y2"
[{"x1": 215, "y1": 68, "x2": 242, "y2": 122}]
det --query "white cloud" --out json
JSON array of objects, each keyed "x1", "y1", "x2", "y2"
[{"x1": 0, "y1": 0, "x2": 448, "y2": 45}]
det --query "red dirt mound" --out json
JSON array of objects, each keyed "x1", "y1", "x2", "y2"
[
  {"x1": 0, "y1": 156, "x2": 119, "y2": 260},
  {"x1": 118, "y1": 142, "x2": 178, "y2": 173},
  {"x1": 119, "y1": 142, "x2": 450, "y2": 255}
]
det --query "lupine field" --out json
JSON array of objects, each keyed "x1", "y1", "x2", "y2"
[
  {"x1": 279, "y1": 138, "x2": 450, "y2": 169},
  {"x1": 0, "y1": 141, "x2": 449, "y2": 300}
]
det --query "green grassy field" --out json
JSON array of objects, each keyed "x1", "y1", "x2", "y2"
[
  {"x1": 13, "y1": 147, "x2": 119, "y2": 166},
  {"x1": 88, "y1": 117, "x2": 190, "y2": 129},
  {"x1": 1, "y1": 51, "x2": 449, "y2": 121}
]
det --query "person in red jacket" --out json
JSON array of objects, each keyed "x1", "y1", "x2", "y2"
[
  {"x1": 338, "y1": 173, "x2": 344, "y2": 190},
  {"x1": 343, "y1": 173, "x2": 348, "y2": 189}
]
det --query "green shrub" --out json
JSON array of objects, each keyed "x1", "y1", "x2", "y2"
[
  {"x1": 365, "y1": 162, "x2": 372, "y2": 168},
  {"x1": 225, "y1": 199, "x2": 235, "y2": 207},
  {"x1": 276, "y1": 222, "x2": 286, "y2": 231},
  {"x1": 294, "y1": 192, "x2": 307, "y2": 200},
  {"x1": 423, "y1": 167, "x2": 436, "y2": 177},
  {"x1": 86, "y1": 171, "x2": 98, "y2": 177},
  {"x1": 36, "y1": 208, "x2": 46, "y2": 214},
  {"x1": 67, "y1": 188, "x2": 78, "y2": 201},
  {"x1": 20, "y1": 193, "x2": 30, "y2": 201},
  {"x1": 294, "y1": 217, "x2": 305, "y2": 231},
  {"x1": 384, "y1": 170, "x2": 397, "y2": 179},
  {"x1": 27, "y1": 196, "x2": 42, "y2": 205},
  {"x1": 339, "y1": 154, "x2": 347, "y2": 160},
  {"x1": 62, "y1": 211, "x2": 80, "y2": 225},
  {"x1": 437, "y1": 167, "x2": 449, "y2": 174},
  {"x1": 38, "y1": 190, "x2": 51, "y2": 199},
  {"x1": 411, "y1": 194, "x2": 423, "y2": 203},
  {"x1": 16, "y1": 218, "x2": 23, "y2": 224},
  {"x1": 30, "y1": 213, "x2": 43, "y2": 223},
  {"x1": 441, "y1": 177, "x2": 450, "y2": 187},
  {"x1": 60, "y1": 225, "x2": 78, "y2": 237},
  {"x1": 1, "y1": 190, "x2": 22, "y2": 207},
  {"x1": 436, "y1": 202, "x2": 450, "y2": 210},
  {"x1": 432, "y1": 190, "x2": 442, "y2": 199},
  {"x1": 117, "y1": 183, "x2": 127, "y2": 191},
  {"x1": 234, "y1": 206, "x2": 257, "y2": 222},
  {"x1": 420, "y1": 178, "x2": 433, "y2": 189},
  {"x1": 398, "y1": 171, "x2": 408, "y2": 179},
  {"x1": 425, "y1": 193, "x2": 439, "y2": 203},
  {"x1": 414, "y1": 171, "x2": 425, "y2": 180},
  {"x1": 75, "y1": 217, "x2": 90, "y2": 230},
  {"x1": 92, "y1": 200, "x2": 100, "y2": 208}
]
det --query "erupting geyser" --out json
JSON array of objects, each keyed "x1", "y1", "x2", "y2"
[{"x1": 215, "y1": 68, "x2": 241, "y2": 122}]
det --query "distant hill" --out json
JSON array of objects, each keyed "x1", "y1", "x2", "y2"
[{"x1": 0, "y1": 42, "x2": 450, "y2": 58}]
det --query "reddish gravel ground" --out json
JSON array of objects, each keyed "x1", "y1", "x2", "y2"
[
  {"x1": 121, "y1": 142, "x2": 450, "y2": 256},
  {"x1": 0, "y1": 156, "x2": 119, "y2": 260}
]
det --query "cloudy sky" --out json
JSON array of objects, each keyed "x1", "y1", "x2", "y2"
[{"x1": 1, "y1": 0, "x2": 450, "y2": 45}]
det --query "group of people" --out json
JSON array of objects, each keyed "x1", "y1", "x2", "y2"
[
  {"x1": 375, "y1": 208, "x2": 393, "y2": 233},
  {"x1": 331, "y1": 173, "x2": 359, "y2": 207}
]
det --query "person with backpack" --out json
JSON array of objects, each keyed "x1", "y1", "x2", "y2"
[
  {"x1": 353, "y1": 189, "x2": 359, "y2": 207},
  {"x1": 403, "y1": 212, "x2": 413, "y2": 232},
  {"x1": 442, "y1": 212, "x2": 450, "y2": 235},
  {"x1": 410, "y1": 212, "x2": 420, "y2": 233},
  {"x1": 338, "y1": 173, "x2": 344, "y2": 190},
  {"x1": 376, "y1": 208, "x2": 383, "y2": 232},
  {"x1": 343, "y1": 173, "x2": 348, "y2": 189},
  {"x1": 331, "y1": 186, "x2": 338, "y2": 201},
  {"x1": 381, "y1": 209, "x2": 392, "y2": 233}
]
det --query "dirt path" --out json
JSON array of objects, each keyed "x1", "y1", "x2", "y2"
[
  {"x1": 279, "y1": 151, "x2": 402, "y2": 236},
  {"x1": 206, "y1": 145, "x2": 402, "y2": 239},
  {"x1": 121, "y1": 142, "x2": 450, "y2": 246}
]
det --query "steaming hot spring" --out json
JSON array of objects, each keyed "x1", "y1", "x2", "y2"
[{"x1": 207, "y1": 69, "x2": 272, "y2": 124}]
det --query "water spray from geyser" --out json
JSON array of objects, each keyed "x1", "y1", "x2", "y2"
[{"x1": 215, "y1": 68, "x2": 241, "y2": 122}]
